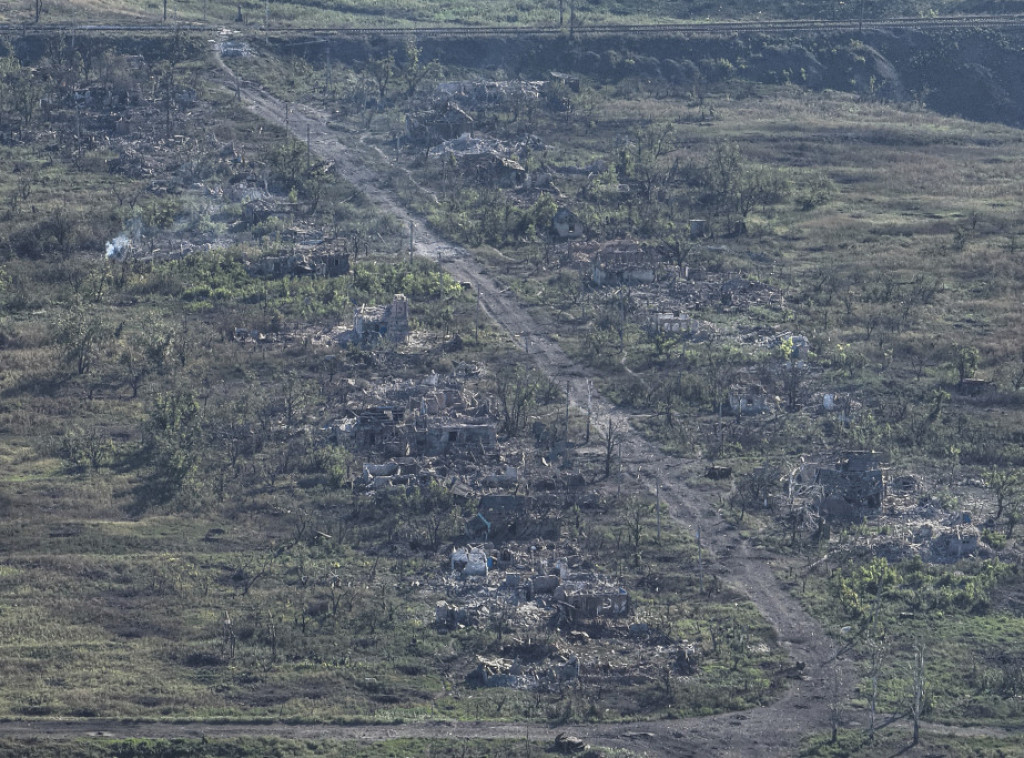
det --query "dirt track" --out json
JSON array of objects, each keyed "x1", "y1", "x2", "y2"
[{"x1": 208, "y1": 76, "x2": 844, "y2": 755}]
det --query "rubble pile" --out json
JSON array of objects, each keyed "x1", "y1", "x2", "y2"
[
  {"x1": 433, "y1": 79, "x2": 548, "y2": 108},
  {"x1": 437, "y1": 540, "x2": 660, "y2": 690}
]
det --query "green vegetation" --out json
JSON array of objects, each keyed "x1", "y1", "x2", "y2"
[{"x1": 800, "y1": 730, "x2": 1024, "y2": 757}]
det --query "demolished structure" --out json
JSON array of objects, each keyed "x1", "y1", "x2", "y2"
[
  {"x1": 346, "y1": 293, "x2": 410, "y2": 345},
  {"x1": 586, "y1": 241, "x2": 658, "y2": 286},
  {"x1": 788, "y1": 450, "x2": 889, "y2": 519}
]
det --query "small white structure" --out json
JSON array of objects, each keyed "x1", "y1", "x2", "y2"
[{"x1": 451, "y1": 546, "x2": 489, "y2": 576}]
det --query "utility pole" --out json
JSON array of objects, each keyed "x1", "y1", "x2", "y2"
[
  {"x1": 564, "y1": 379, "x2": 571, "y2": 443},
  {"x1": 697, "y1": 523, "x2": 704, "y2": 595},
  {"x1": 585, "y1": 379, "x2": 592, "y2": 443},
  {"x1": 656, "y1": 475, "x2": 661, "y2": 542},
  {"x1": 616, "y1": 441, "x2": 622, "y2": 498}
]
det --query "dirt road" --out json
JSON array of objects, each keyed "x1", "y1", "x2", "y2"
[
  {"x1": 211, "y1": 66, "x2": 851, "y2": 753},
  {"x1": 210, "y1": 72, "x2": 847, "y2": 755}
]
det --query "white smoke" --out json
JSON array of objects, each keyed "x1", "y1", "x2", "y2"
[{"x1": 105, "y1": 234, "x2": 132, "y2": 260}]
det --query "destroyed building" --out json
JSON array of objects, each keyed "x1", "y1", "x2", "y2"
[
  {"x1": 465, "y1": 494, "x2": 562, "y2": 542},
  {"x1": 428, "y1": 134, "x2": 531, "y2": 187},
  {"x1": 790, "y1": 450, "x2": 889, "y2": 519},
  {"x1": 433, "y1": 79, "x2": 546, "y2": 110},
  {"x1": 339, "y1": 371, "x2": 500, "y2": 469},
  {"x1": 418, "y1": 421, "x2": 497, "y2": 455},
  {"x1": 405, "y1": 102, "x2": 474, "y2": 144},
  {"x1": 585, "y1": 241, "x2": 658, "y2": 286},
  {"x1": 352, "y1": 293, "x2": 410, "y2": 344},
  {"x1": 554, "y1": 582, "x2": 631, "y2": 623},
  {"x1": 728, "y1": 384, "x2": 772, "y2": 415},
  {"x1": 553, "y1": 207, "x2": 584, "y2": 240},
  {"x1": 649, "y1": 310, "x2": 693, "y2": 335}
]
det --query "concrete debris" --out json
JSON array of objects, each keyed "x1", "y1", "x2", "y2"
[
  {"x1": 433, "y1": 79, "x2": 546, "y2": 109},
  {"x1": 452, "y1": 545, "x2": 490, "y2": 576},
  {"x1": 554, "y1": 733, "x2": 588, "y2": 754},
  {"x1": 467, "y1": 654, "x2": 579, "y2": 690}
]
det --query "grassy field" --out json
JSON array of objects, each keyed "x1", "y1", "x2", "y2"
[{"x1": 0, "y1": 737, "x2": 582, "y2": 757}]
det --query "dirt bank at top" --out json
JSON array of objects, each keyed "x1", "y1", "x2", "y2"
[{"x1": 265, "y1": 27, "x2": 1024, "y2": 128}]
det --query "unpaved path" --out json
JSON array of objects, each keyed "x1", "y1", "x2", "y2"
[
  {"x1": 211, "y1": 68, "x2": 841, "y2": 755},
  {"x1": 216, "y1": 90, "x2": 841, "y2": 758}
]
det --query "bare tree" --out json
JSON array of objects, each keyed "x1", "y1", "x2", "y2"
[
  {"x1": 985, "y1": 468, "x2": 1020, "y2": 522},
  {"x1": 867, "y1": 638, "x2": 884, "y2": 740},
  {"x1": 828, "y1": 657, "x2": 845, "y2": 743},
  {"x1": 603, "y1": 417, "x2": 622, "y2": 478},
  {"x1": 910, "y1": 639, "x2": 927, "y2": 745},
  {"x1": 494, "y1": 363, "x2": 540, "y2": 437},
  {"x1": 622, "y1": 496, "x2": 653, "y2": 567}
]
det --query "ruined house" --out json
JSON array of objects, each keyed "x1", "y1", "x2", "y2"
[
  {"x1": 405, "y1": 102, "x2": 474, "y2": 144},
  {"x1": 689, "y1": 219, "x2": 710, "y2": 239},
  {"x1": 353, "y1": 293, "x2": 410, "y2": 344},
  {"x1": 466, "y1": 654, "x2": 579, "y2": 689},
  {"x1": 791, "y1": 450, "x2": 888, "y2": 519},
  {"x1": 451, "y1": 545, "x2": 490, "y2": 576},
  {"x1": 821, "y1": 451, "x2": 888, "y2": 508},
  {"x1": 649, "y1": 310, "x2": 692, "y2": 335},
  {"x1": 470, "y1": 494, "x2": 532, "y2": 542},
  {"x1": 552, "y1": 207, "x2": 584, "y2": 240},
  {"x1": 417, "y1": 421, "x2": 497, "y2": 455},
  {"x1": 465, "y1": 512, "x2": 492, "y2": 540},
  {"x1": 428, "y1": 133, "x2": 529, "y2": 187},
  {"x1": 728, "y1": 384, "x2": 772, "y2": 415},
  {"x1": 434, "y1": 79, "x2": 545, "y2": 109},
  {"x1": 776, "y1": 332, "x2": 810, "y2": 359},
  {"x1": 352, "y1": 406, "x2": 406, "y2": 450},
  {"x1": 554, "y1": 582, "x2": 630, "y2": 623},
  {"x1": 548, "y1": 71, "x2": 581, "y2": 92},
  {"x1": 588, "y1": 242, "x2": 658, "y2": 286},
  {"x1": 459, "y1": 152, "x2": 528, "y2": 188}
]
